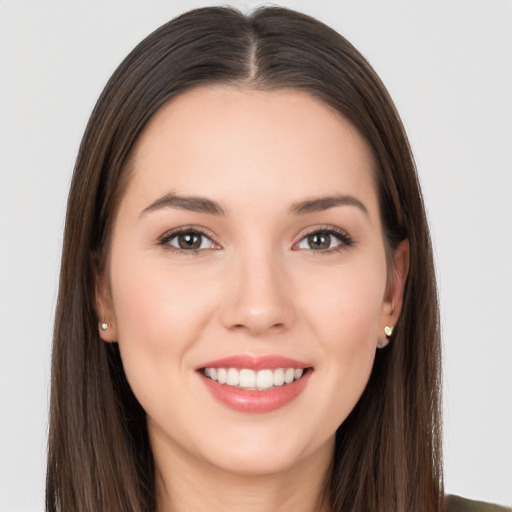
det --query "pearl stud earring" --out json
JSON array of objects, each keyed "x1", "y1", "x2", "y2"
[
  {"x1": 377, "y1": 326, "x2": 394, "y2": 349},
  {"x1": 100, "y1": 322, "x2": 109, "y2": 331}
]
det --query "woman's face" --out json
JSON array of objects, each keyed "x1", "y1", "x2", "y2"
[{"x1": 98, "y1": 86, "x2": 407, "y2": 477}]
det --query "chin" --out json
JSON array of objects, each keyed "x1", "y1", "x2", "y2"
[
  {"x1": 196, "y1": 426, "x2": 334, "y2": 478},
  {"x1": 205, "y1": 453, "x2": 306, "y2": 479},
  {"x1": 212, "y1": 448, "x2": 300, "y2": 477}
]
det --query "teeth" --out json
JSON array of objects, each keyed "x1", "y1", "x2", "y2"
[
  {"x1": 239, "y1": 369, "x2": 256, "y2": 388},
  {"x1": 217, "y1": 368, "x2": 227, "y2": 384},
  {"x1": 284, "y1": 368, "x2": 295, "y2": 384},
  {"x1": 226, "y1": 368, "x2": 239, "y2": 386},
  {"x1": 204, "y1": 367, "x2": 306, "y2": 390},
  {"x1": 273, "y1": 368, "x2": 285, "y2": 386},
  {"x1": 256, "y1": 369, "x2": 273, "y2": 389}
]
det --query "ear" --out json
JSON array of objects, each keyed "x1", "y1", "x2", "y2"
[
  {"x1": 379, "y1": 239, "x2": 410, "y2": 340},
  {"x1": 95, "y1": 273, "x2": 118, "y2": 342}
]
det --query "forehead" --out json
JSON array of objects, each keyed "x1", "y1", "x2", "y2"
[{"x1": 123, "y1": 86, "x2": 377, "y2": 215}]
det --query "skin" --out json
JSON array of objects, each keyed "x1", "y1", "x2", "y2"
[{"x1": 97, "y1": 86, "x2": 409, "y2": 512}]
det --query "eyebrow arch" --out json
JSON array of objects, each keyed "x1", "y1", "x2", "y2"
[
  {"x1": 290, "y1": 195, "x2": 368, "y2": 216},
  {"x1": 141, "y1": 193, "x2": 226, "y2": 217}
]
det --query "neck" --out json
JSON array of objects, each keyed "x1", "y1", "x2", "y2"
[{"x1": 152, "y1": 430, "x2": 333, "y2": 512}]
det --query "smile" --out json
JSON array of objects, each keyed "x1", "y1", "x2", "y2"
[
  {"x1": 203, "y1": 367, "x2": 305, "y2": 390},
  {"x1": 197, "y1": 355, "x2": 312, "y2": 413}
]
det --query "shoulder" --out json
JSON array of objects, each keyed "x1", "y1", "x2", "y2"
[{"x1": 445, "y1": 495, "x2": 512, "y2": 512}]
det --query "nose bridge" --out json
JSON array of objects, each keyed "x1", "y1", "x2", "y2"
[{"x1": 221, "y1": 241, "x2": 293, "y2": 334}]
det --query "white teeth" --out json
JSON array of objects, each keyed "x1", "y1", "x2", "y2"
[
  {"x1": 203, "y1": 366, "x2": 306, "y2": 390},
  {"x1": 226, "y1": 368, "x2": 239, "y2": 386},
  {"x1": 273, "y1": 368, "x2": 285, "y2": 386},
  {"x1": 217, "y1": 368, "x2": 227, "y2": 384},
  {"x1": 284, "y1": 368, "x2": 295, "y2": 384},
  {"x1": 256, "y1": 369, "x2": 274, "y2": 389},
  {"x1": 239, "y1": 369, "x2": 256, "y2": 388}
]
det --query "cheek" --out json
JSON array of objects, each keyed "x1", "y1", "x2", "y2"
[
  {"x1": 302, "y1": 257, "x2": 387, "y2": 348},
  {"x1": 297, "y1": 255, "x2": 386, "y2": 419},
  {"x1": 110, "y1": 250, "x2": 216, "y2": 344},
  {"x1": 107, "y1": 250, "x2": 219, "y2": 399}
]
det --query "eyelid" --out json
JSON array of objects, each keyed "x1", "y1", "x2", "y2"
[
  {"x1": 157, "y1": 224, "x2": 353, "y2": 254},
  {"x1": 293, "y1": 225, "x2": 354, "y2": 252},
  {"x1": 158, "y1": 225, "x2": 221, "y2": 253}
]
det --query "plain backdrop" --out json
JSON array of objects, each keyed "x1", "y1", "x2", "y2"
[{"x1": 1, "y1": 1, "x2": 511, "y2": 510}]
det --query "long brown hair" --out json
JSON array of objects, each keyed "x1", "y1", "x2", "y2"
[{"x1": 47, "y1": 6, "x2": 442, "y2": 511}]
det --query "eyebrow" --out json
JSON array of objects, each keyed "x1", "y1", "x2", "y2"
[
  {"x1": 141, "y1": 193, "x2": 226, "y2": 217},
  {"x1": 141, "y1": 192, "x2": 367, "y2": 218},
  {"x1": 290, "y1": 195, "x2": 368, "y2": 216}
]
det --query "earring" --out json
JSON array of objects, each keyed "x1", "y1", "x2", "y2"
[
  {"x1": 377, "y1": 326, "x2": 394, "y2": 349},
  {"x1": 100, "y1": 322, "x2": 109, "y2": 331},
  {"x1": 384, "y1": 325, "x2": 394, "y2": 338}
]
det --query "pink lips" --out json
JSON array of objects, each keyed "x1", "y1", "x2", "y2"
[
  {"x1": 198, "y1": 355, "x2": 310, "y2": 370},
  {"x1": 197, "y1": 355, "x2": 312, "y2": 413}
]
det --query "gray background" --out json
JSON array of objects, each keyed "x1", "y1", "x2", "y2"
[{"x1": 1, "y1": 1, "x2": 511, "y2": 510}]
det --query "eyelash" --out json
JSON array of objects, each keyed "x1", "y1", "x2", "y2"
[
  {"x1": 295, "y1": 227, "x2": 354, "y2": 254},
  {"x1": 158, "y1": 226, "x2": 354, "y2": 255},
  {"x1": 158, "y1": 227, "x2": 217, "y2": 255}
]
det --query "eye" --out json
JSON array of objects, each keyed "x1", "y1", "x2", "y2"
[
  {"x1": 160, "y1": 229, "x2": 217, "y2": 252},
  {"x1": 295, "y1": 228, "x2": 353, "y2": 252}
]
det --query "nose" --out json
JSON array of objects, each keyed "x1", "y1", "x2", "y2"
[{"x1": 220, "y1": 249, "x2": 295, "y2": 335}]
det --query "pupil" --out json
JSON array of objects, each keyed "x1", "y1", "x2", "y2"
[
  {"x1": 308, "y1": 233, "x2": 330, "y2": 250},
  {"x1": 179, "y1": 233, "x2": 201, "y2": 249}
]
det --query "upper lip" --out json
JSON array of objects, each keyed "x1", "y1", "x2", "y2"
[{"x1": 196, "y1": 354, "x2": 311, "y2": 371}]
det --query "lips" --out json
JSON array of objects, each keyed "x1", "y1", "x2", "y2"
[{"x1": 196, "y1": 355, "x2": 312, "y2": 413}]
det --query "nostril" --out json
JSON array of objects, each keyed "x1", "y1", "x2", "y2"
[{"x1": 228, "y1": 321, "x2": 286, "y2": 333}]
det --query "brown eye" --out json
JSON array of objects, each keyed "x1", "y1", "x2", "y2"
[
  {"x1": 178, "y1": 233, "x2": 202, "y2": 249},
  {"x1": 295, "y1": 228, "x2": 353, "y2": 252},
  {"x1": 306, "y1": 233, "x2": 331, "y2": 250},
  {"x1": 165, "y1": 231, "x2": 215, "y2": 251}
]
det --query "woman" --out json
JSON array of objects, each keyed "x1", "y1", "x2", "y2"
[{"x1": 45, "y1": 6, "x2": 508, "y2": 512}]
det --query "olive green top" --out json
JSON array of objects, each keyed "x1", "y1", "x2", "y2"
[{"x1": 445, "y1": 495, "x2": 512, "y2": 512}]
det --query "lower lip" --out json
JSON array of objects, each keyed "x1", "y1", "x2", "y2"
[{"x1": 199, "y1": 370, "x2": 311, "y2": 413}]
